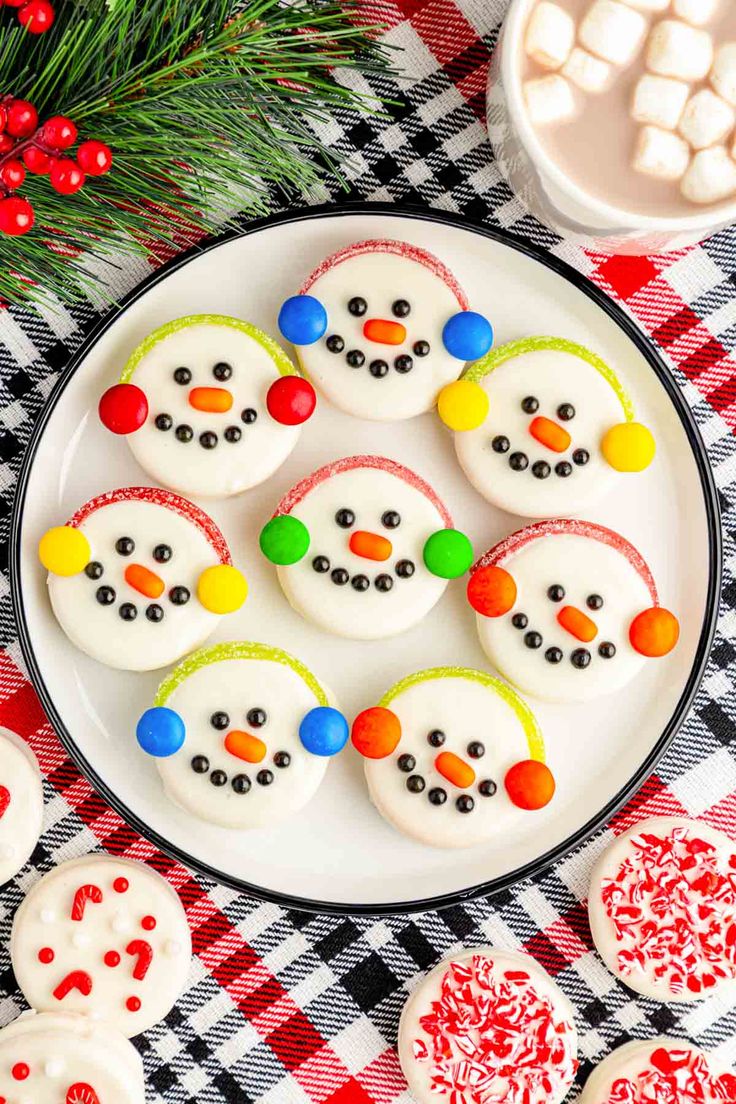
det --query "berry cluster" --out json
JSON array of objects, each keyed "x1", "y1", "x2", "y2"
[
  {"x1": 1, "y1": 0, "x2": 55, "y2": 34},
  {"x1": 0, "y1": 98, "x2": 112, "y2": 236}
]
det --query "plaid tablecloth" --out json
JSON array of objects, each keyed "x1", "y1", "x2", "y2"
[{"x1": 1, "y1": 1, "x2": 736, "y2": 1101}]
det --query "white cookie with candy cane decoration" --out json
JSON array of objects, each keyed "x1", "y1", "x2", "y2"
[
  {"x1": 398, "y1": 947, "x2": 578, "y2": 1104},
  {"x1": 11, "y1": 855, "x2": 192, "y2": 1036},
  {"x1": 580, "y1": 1038, "x2": 736, "y2": 1104},
  {"x1": 0, "y1": 727, "x2": 43, "y2": 885},
  {"x1": 277, "y1": 239, "x2": 493, "y2": 421},
  {"x1": 98, "y1": 315, "x2": 315, "y2": 498},
  {"x1": 39, "y1": 487, "x2": 248, "y2": 671},
  {"x1": 589, "y1": 817, "x2": 736, "y2": 1002},
  {"x1": 0, "y1": 1010, "x2": 145, "y2": 1104}
]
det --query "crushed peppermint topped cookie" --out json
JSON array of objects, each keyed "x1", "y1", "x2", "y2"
[{"x1": 579, "y1": 1038, "x2": 736, "y2": 1104}]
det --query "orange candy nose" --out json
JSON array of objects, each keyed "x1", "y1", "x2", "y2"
[
  {"x1": 351, "y1": 707, "x2": 401, "y2": 759},
  {"x1": 529, "y1": 416, "x2": 571, "y2": 454},
  {"x1": 349, "y1": 530, "x2": 392, "y2": 561},
  {"x1": 505, "y1": 760, "x2": 555, "y2": 810},
  {"x1": 629, "y1": 607, "x2": 680, "y2": 657},
  {"x1": 467, "y1": 565, "x2": 517, "y2": 617},
  {"x1": 363, "y1": 319, "x2": 407, "y2": 345},
  {"x1": 225, "y1": 731, "x2": 267, "y2": 763},
  {"x1": 189, "y1": 386, "x2": 233, "y2": 413},
  {"x1": 435, "y1": 751, "x2": 475, "y2": 789},
  {"x1": 124, "y1": 563, "x2": 164, "y2": 599},
  {"x1": 557, "y1": 605, "x2": 597, "y2": 642}
]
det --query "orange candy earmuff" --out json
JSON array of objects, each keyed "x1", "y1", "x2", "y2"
[
  {"x1": 505, "y1": 760, "x2": 555, "y2": 810},
  {"x1": 467, "y1": 565, "x2": 517, "y2": 617},
  {"x1": 629, "y1": 607, "x2": 680, "y2": 657},
  {"x1": 351, "y1": 707, "x2": 402, "y2": 759}
]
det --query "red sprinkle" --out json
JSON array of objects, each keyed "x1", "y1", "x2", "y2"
[
  {"x1": 38, "y1": 947, "x2": 54, "y2": 964},
  {"x1": 113, "y1": 877, "x2": 129, "y2": 894},
  {"x1": 141, "y1": 915, "x2": 157, "y2": 931},
  {"x1": 126, "y1": 996, "x2": 142, "y2": 1012},
  {"x1": 104, "y1": 950, "x2": 121, "y2": 967},
  {"x1": 11, "y1": 1064, "x2": 29, "y2": 1081}
]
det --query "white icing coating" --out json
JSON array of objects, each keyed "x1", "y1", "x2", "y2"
[
  {"x1": 277, "y1": 465, "x2": 449, "y2": 639},
  {"x1": 0, "y1": 727, "x2": 43, "y2": 885},
  {"x1": 48, "y1": 498, "x2": 223, "y2": 671},
  {"x1": 398, "y1": 946, "x2": 578, "y2": 1104},
  {"x1": 11, "y1": 855, "x2": 192, "y2": 1037},
  {"x1": 455, "y1": 349, "x2": 623, "y2": 518},
  {"x1": 154, "y1": 655, "x2": 335, "y2": 829},
  {"x1": 588, "y1": 816, "x2": 736, "y2": 1003},
  {"x1": 477, "y1": 532, "x2": 651, "y2": 703},
  {"x1": 295, "y1": 251, "x2": 465, "y2": 421},
  {"x1": 364, "y1": 674, "x2": 539, "y2": 848},
  {"x1": 0, "y1": 1011, "x2": 145, "y2": 1104},
  {"x1": 125, "y1": 322, "x2": 300, "y2": 497},
  {"x1": 579, "y1": 1038, "x2": 733, "y2": 1104}
]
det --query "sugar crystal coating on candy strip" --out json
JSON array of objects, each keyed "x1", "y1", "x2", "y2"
[
  {"x1": 272, "y1": 455, "x2": 453, "y2": 528},
  {"x1": 299, "y1": 239, "x2": 469, "y2": 311},
  {"x1": 471, "y1": 520, "x2": 658, "y2": 605},
  {"x1": 67, "y1": 487, "x2": 232, "y2": 565}
]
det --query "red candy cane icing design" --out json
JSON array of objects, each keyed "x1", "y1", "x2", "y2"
[
  {"x1": 605, "y1": 1047, "x2": 736, "y2": 1103},
  {"x1": 53, "y1": 969, "x2": 93, "y2": 1001},
  {"x1": 601, "y1": 826, "x2": 736, "y2": 996},
  {"x1": 71, "y1": 884, "x2": 103, "y2": 921},
  {"x1": 413, "y1": 956, "x2": 578, "y2": 1103},
  {"x1": 66, "y1": 1085, "x2": 101, "y2": 1104},
  {"x1": 0, "y1": 785, "x2": 10, "y2": 818},
  {"x1": 126, "y1": 938, "x2": 153, "y2": 981}
]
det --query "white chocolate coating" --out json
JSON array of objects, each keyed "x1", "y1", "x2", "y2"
[
  {"x1": 277, "y1": 465, "x2": 449, "y2": 639},
  {"x1": 477, "y1": 531, "x2": 652, "y2": 703},
  {"x1": 295, "y1": 251, "x2": 465, "y2": 421},
  {"x1": 580, "y1": 1038, "x2": 734, "y2": 1104},
  {"x1": 0, "y1": 727, "x2": 43, "y2": 884},
  {"x1": 455, "y1": 348, "x2": 623, "y2": 518},
  {"x1": 0, "y1": 1011, "x2": 145, "y2": 1104},
  {"x1": 125, "y1": 321, "x2": 300, "y2": 498},
  {"x1": 11, "y1": 855, "x2": 192, "y2": 1036},
  {"x1": 398, "y1": 947, "x2": 578, "y2": 1104}
]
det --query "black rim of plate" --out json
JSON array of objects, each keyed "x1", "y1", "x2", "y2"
[{"x1": 10, "y1": 201, "x2": 723, "y2": 916}]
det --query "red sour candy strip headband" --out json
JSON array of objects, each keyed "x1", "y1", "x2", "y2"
[
  {"x1": 299, "y1": 239, "x2": 470, "y2": 311},
  {"x1": 67, "y1": 486, "x2": 233, "y2": 565}
]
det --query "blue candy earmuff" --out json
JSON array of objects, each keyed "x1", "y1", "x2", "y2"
[
  {"x1": 299, "y1": 707, "x2": 349, "y2": 757},
  {"x1": 137, "y1": 707, "x2": 185, "y2": 758},
  {"x1": 278, "y1": 295, "x2": 328, "y2": 346},
  {"x1": 442, "y1": 311, "x2": 493, "y2": 361}
]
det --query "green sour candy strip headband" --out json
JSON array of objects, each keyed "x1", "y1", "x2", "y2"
[
  {"x1": 378, "y1": 665, "x2": 545, "y2": 762},
  {"x1": 463, "y1": 336, "x2": 635, "y2": 422}
]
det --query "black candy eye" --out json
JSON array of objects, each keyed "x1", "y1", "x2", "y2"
[
  {"x1": 211, "y1": 711, "x2": 229, "y2": 730},
  {"x1": 557, "y1": 403, "x2": 575, "y2": 421},
  {"x1": 547, "y1": 584, "x2": 565, "y2": 602},
  {"x1": 348, "y1": 296, "x2": 367, "y2": 316},
  {"x1": 153, "y1": 544, "x2": 172, "y2": 563},
  {"x1": 115, "y1": 537, "x2": 134, "y2": 556},
  {"x1": 213, "y1": 362, "x2": 232, "y2": 381},
  {"x1": 467, "y1": 741, "x2": 485, "y2": 759},
  {"x1": 587, "y1": 594, "x2": 603, "y2": 610},
  {"x1": 173, "y1": 367, "x2": 191, "y2": 385},
  {"x1": 427, "y1": 729, "x2": 445, "y2": 748},
  {"x1": 392, "y1": 299, "x2": 410, "y2": 317},
  {"x1": 381, "y1": 510, "x2": 401, "y2": 529},
  {"x1": 335, "y1": 508, "x2": 355, "y2": 529},
  {"x1": 521, "y1": 396, "x2": 539, "y2": 414},
  {"x1": 247, "y1": 708, "x2": 267, "y2": 728}
]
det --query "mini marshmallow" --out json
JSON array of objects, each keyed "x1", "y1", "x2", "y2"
[
  {"x1": 646, "y1": 20, "x2": 714, "y2": 82},
  {"x1": 620, "y1": 0, "x2": 669, "y2": 10},
  {"x1": 580, "y1": 1, "x2": 647, "y2": 66},
  {"x1": 681, "y1": 145, "x2": 736, "y2": 203},
  {"x1": 679, "y1": 89, "x2": 735, "y2": 150},
  {"x1": 524, "y1": 74, "x2": 576, "y2": 126},
  {"x1": 632, "y1": 74, "x2": 689, "y2": 130},
  {"x1": 562, "y1": 47, "x2": 611, "y2": 93},
  {"x1": 673, "y1": 0, "x2": 719, "y2": 26},
  {"x1": 524, "y1": 2, "x2": 575, "y2": 70},
  {"x1": 633, "y1": 125, "x2": 690, "y2": 180},
  {"x1": 711, "y1": 44, "x2": 736, "y2": 108}
]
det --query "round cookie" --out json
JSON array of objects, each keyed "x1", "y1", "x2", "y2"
[
  {"x1": 11, "y1": 854, "x2": 192, "y2": 1036},
  {"x1": 260, "y1": 455, "x2": 473, "y2": 640},
  {"x1": 468, "y1": 520, "x2": 679, "y2": 704},
  {"x1": 439, "y1": 337, "x2": 655, "y2": 519},
  {"x1": 136, "y1": 641, "x2": 348, "y2": 829},
  {"x1": 0, "y1": 1010, "x2": 145, "y2": 1104},
  {"x1": 0, "y1": 727, "x2": 43, "y2": 884},
  {"x1": 580, "y1": 1038, "x2": 736, "y2": 1104},
  {"x1": 98, "y1": 315, "x2": 315, "y2": 498},
  {"x1": 398, "y1": 947, "x2": 578, "y2": 1104},
  {"x1": 351, "y1": 667, "x2": 554, "y2": 848},
  {"x1": 277, "y1": 239, "x2": 493, "y2": 421},
  {"x1": 39, "y1": 486, "x2": 248, "y2": 671},
  {"x1": 589, "y1": 817, "x2": 736, "y2": 1002}
]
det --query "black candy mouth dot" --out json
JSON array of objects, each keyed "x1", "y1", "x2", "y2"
[
  {"x1": 491, "y1": 436, "x2": 590, "y2": 479},
  {"x1": 324, "y1": 333, "x2": 431, "y2": 377},
  {"x1": 189, "y1": 747, "x2": 291, "y2": 795},
  {"x1": 310, "y1": 554, "x2": 416, "y2": 592},
  {"x1": 153, "y1": 406, "x2": 258, "y2": 447},
  {"x1": 510, "y1": 610, "x2": 617, "y2": 667}
]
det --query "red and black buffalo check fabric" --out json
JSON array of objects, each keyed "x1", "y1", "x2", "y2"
[{"x1": 1, "y1": 1, "x2": 736, "y2": 1100}]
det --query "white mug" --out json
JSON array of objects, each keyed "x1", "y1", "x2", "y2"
[{"x1": 487, "y1": 0, "x2": 736, "y2": 254}]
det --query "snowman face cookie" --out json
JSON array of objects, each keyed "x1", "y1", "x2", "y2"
[
  {"x1": 351, "y1": 667, "x2": 554, "y2": 848},
  {"x1": 260, "y1": 456, "x2": 473, "y2": 640},
  {"x1": 98, "y1": 316, "x2": 316, "y2": 498},
  {"x1": 11, "y1": 855, "x2": 192, "y2": 1037},
  {"x1": 136, "y1": 642, "x2": 348, "y2": 829},
  {"x1": 439, "y1": 338, "x2": 655, "y2": 519},
  {"x1": 39, "y1": 487, "x2": 247, "y2": 671},
  {"x1": 468, "y1": 520, "x2": 679, "y2": 703},
  {"x1": 0, "y1": 727, "x2": 43, "y2": 884},
  {"x1": 277, "y1": 240, "x2": 493, "y2": 421},
  {"x1": 0, "y1": 1011, "x2": 146, "y2": 1104},
  {"x1": 580, "y1": 1038, "x2": 736, "y2": 1104}
]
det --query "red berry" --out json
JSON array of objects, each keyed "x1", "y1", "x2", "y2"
[
  {"x1": 77, "y1": 139, "x2": 113, "y2": 176},
  {"x1": 43, "y1": 114, "x2": 76, "y2": 149},
  {"x1": 0, "y1": 196, "x2": 34, "y2": 236},
  {"x1": 0, "y1": 134, "x2": 13, "y2": 154},
  {"x1": 0, "y1": 159, "x2": 25, "y2": 190},
  {"x1": 0, "y1": 105, "x2": 7, "y2": 133},
  {"x1": 49, "y1": 158, "x2": 85, "y2": 195},
  {"x1": 23, "y1": 144, "x2": 50, "y2": 174},
  {"x1": 6, "y1": 99, "x2": 37, "y2": 138},
  {"x1": 266, "y1": 376, "x2": 316, "y2": 425},
  {"x1": 98, "y1": 384, "x2": 148, "y2": 434},
  {"x1": 19, "y1": 0, "x2": 55, "y2": 32}
]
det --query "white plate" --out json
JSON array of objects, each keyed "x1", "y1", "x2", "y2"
[{"x1": 11, "y1": 205, "x2": 721, "y2": 914}]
